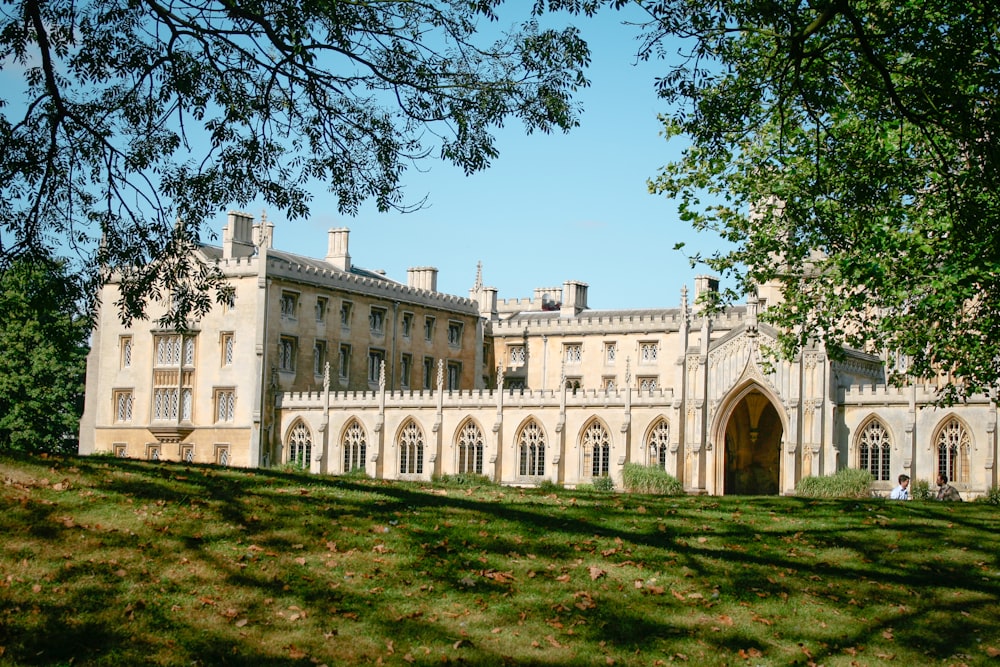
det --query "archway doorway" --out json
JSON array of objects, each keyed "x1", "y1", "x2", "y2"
[{"x1": 723, "y1": 389, "x2": 782, "y2": 495}]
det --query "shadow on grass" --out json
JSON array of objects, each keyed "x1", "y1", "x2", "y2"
[{"x1": 3, "y1": 453, "x2": 999, "y2": 665}]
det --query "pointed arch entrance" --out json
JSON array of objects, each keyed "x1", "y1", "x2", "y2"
[{"x1": 717, "y1": 385, "x2": 784, "y2": 495}]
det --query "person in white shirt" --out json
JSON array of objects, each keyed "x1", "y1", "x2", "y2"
[{"x1": 890, "y1": 474, "x2": 910, "y2": 500}]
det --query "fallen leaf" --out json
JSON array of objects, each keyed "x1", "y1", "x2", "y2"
[
  {"x1": 589, "y1": 566, "x2": 606, "y2": 581},
  {"x1": 546, "y1": 635, "x2": 562, "y2": 648}
]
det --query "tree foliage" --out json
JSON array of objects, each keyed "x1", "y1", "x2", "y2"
[
  {"x1": 0, "y1": 0, "x2": 594, "y2": 327},
  {"x1": 0, "y1": 255, "x2": 90, "y2": 453},
  {"x1": 639, "y1": 0, "x2": 1000, "y2": 400}
]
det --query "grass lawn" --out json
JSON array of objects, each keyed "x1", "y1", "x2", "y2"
[{"x1": 2, "y1": 453, "x2": 999, "y2": 666}]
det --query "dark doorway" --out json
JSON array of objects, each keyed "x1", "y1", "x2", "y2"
[{"x1": 723, "y1": 390, "x2": 781, "y2": 495}]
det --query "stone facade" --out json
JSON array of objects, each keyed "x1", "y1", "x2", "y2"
[{"x1": 80, "y1": 213, "x2": 999, "y2": 498}]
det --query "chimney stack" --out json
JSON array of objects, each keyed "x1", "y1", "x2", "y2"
[
  {"x1": 326, "y1": 228, "x2": 351, "y2": 271},
  {"x1": 407, "y1": 266, "x2": 438, "y2": 292}
]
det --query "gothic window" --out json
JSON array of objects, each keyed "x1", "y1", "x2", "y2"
[
  {"x1": 509, "y1": 345, "x2": 526, "y2": 366},
  {"x1": 181, "y1": 387, "x2": 193, "y2": 421},
  {"x1": 640, "y1": 341, "x2": 658, "y2": 363},
  {"x1": 457, "y1": 421, "x2": 484, "y2": 474},
  {"x1": 315, "y1": 297, "x2": 328, "y2": 323},
  {"x1": 858, "y1": 419, "x2": 892, "y2": 482},
  {"x1": 183, "y1": 337, "x2": 195, "y2": 366},
  {"x1": 401, "y1": 312, "x2": 414, "y2": 338},
  {"x1": 424, "y1": 316, "x2": 436, "y2": 341},
  {"x1": 113, "y1": 443, "x2": 128, "y2": 458},
  {"x1": 181, "y1": 445, "x2": 195, "y2": 463},
  {"x1": 423, "y1": 357, "x2": 435, "y2": 390},
  {"x1": 565, "y1": 377, "x2": 581, "y2": 393},
  {"x1": 288, "y1": 421, "x2": 312, "y2": 468},
  {"x1": 398, "y1": 420, "x2": 424, "y2": 474},
  {"x1": 936, "y1": 418, "x2": 971, "y2": 483},
  {"x1": 564, "y1": 344, "x2": 582, "y2": 364},
  {"x1": 447, "y1": 321, "x2": 463, "y2": 347},
  {"x1": 447, "y1": 361, "x2": 461, "y2": 391},
  {"x1": 517, "y1": 420, "x2": 545, "y2": 477},
  {"x1": 280, "y1": 291, "x2": 298, "y2": 319},
  {"x1": 278, "y1": 336, "x2": 297, "y2": 372},
  {"x1": 215, "y1": 444, "x2": 230, "y2": 466},
  {"x1": 153, "y1": 388, "x2": 179, "y2": 421},
  {"x1": 155, "y1": 334, "x2": 182, "y2": 366},
  {"x1": 400, "y1": 354, "x2": 412, "y2": 388},
  {"x1": 215, "y1": 388, "x2": 235, "y2": 422},
  {"x1": 505, "y1": 378, "x2": 526, "y2": 391},
  {"x1": 604, "y1": 342, "x2": 616, "y2": 364},
  {"x1": 368, "y1": 349, "x2": 385, "y2": 384},
  {"x1": 340, "y1": 301, "x2": 353, "y2": 328},
  {"x1": 120, "y1": 336, "x2": 132, "y2": 368},
  {"x1": 647, "y1": 419, "x2": 670, "y2": 468},
  {"x1": 342, "y1": 420, "x2": 367, "y2": 473},
  {"x1": 314, "y1": 340, "x2": 327, "y2": 376},
  {"x1": 582, "y1": 420, "x2": 611, "y2": 478},
  {"x1": 146, "y1": 444, "x2": 161, "y2": 461},
  {"x1": 369, "y1": 307, "x2": 386, "y2": 335},
  {"x1": 114, "y1": 390, "x2": 133, "y2": 422},
  {"x1": 339, "y1": 344, "x2": 351, "y2": 379},
  {"x1": 221, "y1": 333, "x2": 234, "y2": 366},
  {"x1": 602, "y1": 377, "x2": 616, "y2": 391},
  {"x1": 639, "y1": 376, "x2": 658, "y2": 392}
]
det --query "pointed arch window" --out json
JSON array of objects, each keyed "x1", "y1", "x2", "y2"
[
  {"x1": 582, "y1": 421, "x2": 611, "y2": 477},
  {"x1": 457, "y1": 421, "x2": 484, "y2": 474},
  {"x1": 937, "y1": 419, "x2": 971, "y2": 483},
  {"x1": 399, "y1": 420, "x2": 424, "y2": 474},
  {"x1": 342, "y1": 421, "x2": 367, "y2": 473},
  {"x1": 288, "y1": 421, "x2": 312, "y2": 469},
  {"x1": 517, "y1": 421, "x2": 545, "y2": 477},
  {"x1": 647, "y1": 419, "x2": 670, "y2": 469},
  {"x1": 858, "y1": 419, "x2": 891, "y2": 481}
]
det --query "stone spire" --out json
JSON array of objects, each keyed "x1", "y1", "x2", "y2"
[{"x1": 474, "y1": 260, "x2": 483, "y2": 292}]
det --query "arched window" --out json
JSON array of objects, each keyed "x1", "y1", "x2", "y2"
[
  {"x1": 936, "y1": 418, "x2": 971, "y2": 483},
  {"x1": 342, "y1": 420, "x2": 367, "y2": 473},
  {"x1": 457, "y1": 420, "x2": 484, "y2": 474},
  {"x1": 517, "y1": 421, "x2": 545, "y2": 477},
  {"x1": 858, "y1": 419, "x2": 891, "y2": 481},
  {"x1": 398, "y1": 420, "x2": 424, "y2": 474},
  {"x1": 647, "y1": 419, "x2": 670, "y2": 469},
  {"x1": 288, "y1": 421, "x2": 312, "y2": 468},
  {"x1": 582, "y1": 420, "x2": 611, "y2": 477}
]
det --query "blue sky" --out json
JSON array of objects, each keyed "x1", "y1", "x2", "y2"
[
  {"x1": 262, "y1": 11, "x2": 725, "y2": 311},
  {"x1": 0, "y1": 7, "x2": 729, "y2": 310}
]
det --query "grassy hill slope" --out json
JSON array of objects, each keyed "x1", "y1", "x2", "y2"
[{"x1": 2, "y1": 454, "x2": 999, "y2": 666}]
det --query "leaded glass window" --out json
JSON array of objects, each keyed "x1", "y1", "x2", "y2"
[
  {"x1": 858, "y1": 420, "x2": 891, "y2": 481},
  {"x1": 457, "y1": 421, "x2": 484, "y2": 474},
  {"x1": 647, "y1": 419, "x2": 670, "y2": 468},
  {"x1": 398, "y1": 421, "x2": 424, "y2": 474},
  {"x1": 582, "y1": 421, "x2": 611, "y2": 477},
  {"x1": 518, "y1": 421, "x2": 545, "y2": 477},
  {"x1": 937, "y1": 419, "x2": 970, "y2": 483},
  {"x1": 288, "y1": 422, "x2": 312, "y2": 468},
  {"x1": 343, "y1": 421, "x2": 367, "y2": 473}
]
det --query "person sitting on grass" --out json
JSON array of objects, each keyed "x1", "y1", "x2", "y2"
[
  {"x1": 890, "y1": 474, "x2": 910, "y2": 500},
  {"x1": 936, "y1": 474, "x2": 963, "y2": 501}
]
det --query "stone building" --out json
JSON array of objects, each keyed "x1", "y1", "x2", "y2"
[{"x1": 80, "y1": 212, "x2": 999, "y2": 498}]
